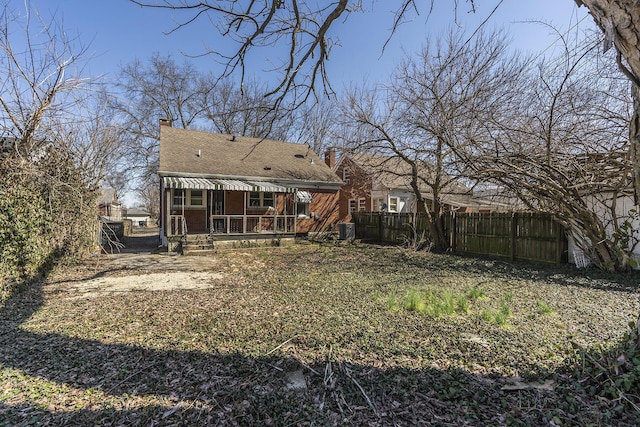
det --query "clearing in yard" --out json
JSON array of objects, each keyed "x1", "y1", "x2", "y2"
[{"x1": 1, "y1": 242, "x2": 639, "y2": 425}]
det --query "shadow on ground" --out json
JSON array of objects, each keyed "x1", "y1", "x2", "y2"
[{"x1": 120, "y1": 228, "x2": 161, "y2": 254}]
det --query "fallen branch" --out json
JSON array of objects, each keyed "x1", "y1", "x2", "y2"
[{"x1": 342, "y1": 363, "x2": 378, "y2": 417}]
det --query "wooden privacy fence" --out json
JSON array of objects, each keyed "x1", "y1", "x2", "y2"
[{"x1": 352, "y1": 212, "x2": 568, "y2": 265}]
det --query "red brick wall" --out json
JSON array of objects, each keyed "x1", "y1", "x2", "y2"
[
  {"x1": 297, "y1": 189, "x2": 340, "y2": 233},
  {"x1": 336, "y1": 159, "x2": 372, "y2": 222}
]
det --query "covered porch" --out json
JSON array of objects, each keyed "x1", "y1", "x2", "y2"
[{"x1": 162, "y1": 177, "x2": 312, "y2": 241}]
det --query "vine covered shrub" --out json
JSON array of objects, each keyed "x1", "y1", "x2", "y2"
[
  {"x1": 0, "y1": 173, "x2": 50, "y2": 298},
  {"x1": 0, "y1": 151, "x2": 98, "y2": 300}
]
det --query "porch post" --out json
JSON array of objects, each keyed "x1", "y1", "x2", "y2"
[
  {"x1": 165, "y1": 188, "x2": 171, "y2": 236},
  {"x1": 181, "y1": 189, "x2": 185, "y2": 235},
  {"x1": 243, "y1": 191, "x2": 247, "y2": 233}
]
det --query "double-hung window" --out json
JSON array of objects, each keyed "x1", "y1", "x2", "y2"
[
  {"x1": 173, "y1": 189, "x2": 185, "y2": 207},
  {"x1": 388, "y1": 197, "x2": 399, "y2": 212},
  {"x1": 348, "y1": 199, "x2": 356, "y2": 214},
  {"x1": 190, "y1": 190, "x2": 203, "y2": 206},
  {"x1": 249, "y1": 192, "x2": 275, "y2": 208}
]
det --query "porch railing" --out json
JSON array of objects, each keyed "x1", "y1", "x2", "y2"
[
  {"x1": 210, "y1": 214, "x2": 295, "y2": 234},
  {"x1": 169, "y1": 215, "x2": 187, "y2": 237}
]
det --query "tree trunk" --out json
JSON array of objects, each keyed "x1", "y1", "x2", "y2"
[
  {"x1": 577, "y1": 1, "x2": 640, "y2": 78},
  {"x1": 631, "y1": 84, "x2": 640, "y2": 204}
]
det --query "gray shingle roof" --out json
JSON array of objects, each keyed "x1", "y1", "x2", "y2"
[
  {"x1": 346, "y1": 152, "x2": 471, "y2": 195},
  {"x1": 159, "y1": 127, "x2": 342, "y2": 187}
]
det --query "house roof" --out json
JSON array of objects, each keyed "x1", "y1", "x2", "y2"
[
  {"x1": 340, "y1": 152, "x2": 522, "y2": 211},
  {"x1": 99, "y1": 188, "x2": 119, "y2": 205},
  {"x1": 343, "y1": 152, "x2": 471, "y2": 195},
  {"x1": 125, "y1": 207, "x2": 150, "y2": 217},
  {"x1": 159, "y1": 127, "x2": 342, "y2": 188}
]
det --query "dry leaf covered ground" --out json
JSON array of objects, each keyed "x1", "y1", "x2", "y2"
[{"x1": 1, "y1": 242, "x2": 639, "y2": 426}]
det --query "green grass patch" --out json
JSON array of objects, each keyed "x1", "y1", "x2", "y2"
[{"x1": 537, "y1": 300, "x2": 553, "y2": 314}]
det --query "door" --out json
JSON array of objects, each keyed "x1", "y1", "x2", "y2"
[{"x1": 209, "y1": 190, "x2": 226, "y2": 233}]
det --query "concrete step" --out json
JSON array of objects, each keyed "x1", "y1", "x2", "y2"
[{"x1": 183, "y1": 248, "x2": 217, "y2": 256}]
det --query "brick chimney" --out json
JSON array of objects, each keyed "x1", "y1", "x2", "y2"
[
  {"x1": 324, "y1": 148, "x2": 336, "y2": 168},
  {"x1": 159, "y1": 118, "x2": 172, "y2": 127}
]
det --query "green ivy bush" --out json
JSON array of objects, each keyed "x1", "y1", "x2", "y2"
[{"x1": 0, "y1": 150, "x2": 97, "y2": 300}]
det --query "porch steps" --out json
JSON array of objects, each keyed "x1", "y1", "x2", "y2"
[
  {"x1": 181, "y1": 234, "x2": 215, "y2": 255},
  {"x1": 180, "y1": 233, "x2": 296, "y2": 255}
]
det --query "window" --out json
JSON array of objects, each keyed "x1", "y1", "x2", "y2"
[
  {"x1": 249, "y1": 192, "x2": 261, "y2": 207},
  {"x1": 296, "y1": 202, "x2": 309, "y2": 217},
  {"x1": 263, "y1": 192, "x2": 274, "y2": 207},
  {"x1": 172, "y1": 189, "x2": 205, "y2": 207},
  {"x1": 295, "y1": 191, "x2": 312, "y2": 217},
  {"x1": 373, "y1": 198, "x2": 385, "y2": 212},
  {"x1": 172, "y1": 189, "x2": 185, "y2": 206},
  {"x1": 358, "y1": 198, "x2": 366, "y2": 212},
  {"x1": 190, "y1": 190, "x2": 203, "y2": 206},
  {"x1": 348, "y1": 199, "x2": 356, "y2": 214},
  {"x1": 249, "y1": 192, "x2": 275, "y2": 208},
  {"x1": 388, "y1": 197, "x2": 398, "y2": 212},
  {"x1": 343, "y1": 168, "x2": 350, "y2": 184}
]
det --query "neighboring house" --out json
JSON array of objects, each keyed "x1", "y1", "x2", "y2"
[
  {"x1": 98, "y1": 188, "x2": 123, "y2": 220},
  {"x1": 125, "y1": 207, "x2": 152, "y2": 227},
  {"x1": 158, "y1": 122, "x2": 343, "y2": 248},
  {"x1": 333, "y1": 152, "x2": 510, "y2": 221}
]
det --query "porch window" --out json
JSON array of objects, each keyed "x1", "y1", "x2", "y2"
[
  {"x1": 190, "y1": 190, "x2": 203, "y2": 206},
  {"x1": 172, "y1": 189, "x2": 185, "y2": 206},
  {"x1": 249, "y1": 191, "x2": 275, "y2": 208},
  {"x1": 263, "y1": 192, "x2": 274, "y2": 207},
  {"x1": 374, "y1": 198, "x2": 385, "y2": 212}
]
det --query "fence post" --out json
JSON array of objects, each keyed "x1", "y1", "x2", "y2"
[
  {"x1": 450, "y1": 212, "x2": 457, "y2": 251},
  {"x1": 510, "y1": 212, "x2": 518, "y2": 262},
  {"x1": 378, "y1": 212, "x2": 383, "y2": 243},
  {"x1": 555, "y1": 219, "x2": 563, "y2": 265}
]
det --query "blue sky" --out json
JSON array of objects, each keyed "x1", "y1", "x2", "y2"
[
  {"x1": 17, "y1": 0, "x2": 594, "y2": 206},
  {"x1": 24, "y1": 0, "x2": 593, "y2": 92}
]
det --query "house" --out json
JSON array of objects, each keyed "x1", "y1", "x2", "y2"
[
  {"x1": 98, "y1": 188, "x2": 124, "y2": 220},
  {"x1": 124, "y1": 207, "x2": 152, "y2": 227},
  {"x1": 158, "y1": 122, "x2": 343, "y2": 249},
  {"x1": 333, "y1": 152, "x2": 509, "y2": 221}
]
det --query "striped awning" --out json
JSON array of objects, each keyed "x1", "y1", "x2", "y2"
[
  {"x1": 295, "y1": 190, "x2": 313, "y2": 203},
  {"x1": 163, "y1": 177, "x2": 296, "y2": 193}
]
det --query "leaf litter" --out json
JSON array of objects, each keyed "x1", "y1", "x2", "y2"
[{"x1": 1, "y1": 242, "x2": 639, "y2": 425}]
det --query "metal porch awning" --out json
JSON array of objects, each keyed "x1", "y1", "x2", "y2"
[
  {"x1": 295, "y1": 190, "x2": 313, "y2": 203},
  {"x1": 162, "y1": 177, "x2": 296, "y2": 193}
]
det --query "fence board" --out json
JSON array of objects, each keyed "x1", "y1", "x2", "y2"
[{"x1": 352, "y1": 212, "x2": 568, "y2": 265}]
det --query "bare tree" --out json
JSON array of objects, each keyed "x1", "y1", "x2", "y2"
[
  {"x1": 0, "y1": 1, "x2": 104, "y2": 293},
  {"x1": 136, "y1": 181, "x2": 160, "y2": 221},
  {"x1": 343, "y1": 28, "x2": 523, "y2": 251},
  {"x1": 290, "y1": 97, "x2": 340, "y2": 155},
  {"x1": 199, "y1": 76, "x2": 292, "y2": 140},
  {"x1": 471, "y1": 30, "x2": 633, "y2": 270},
  {"x1": 111, "y1": 53, "x2": 205, "y2": 181},
  {"x1": 127, "y1": 1, "x2": 640, "y2": 187},
  {"x1": 0, "y1": 2, "x2": 89, "y2": 154}
]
